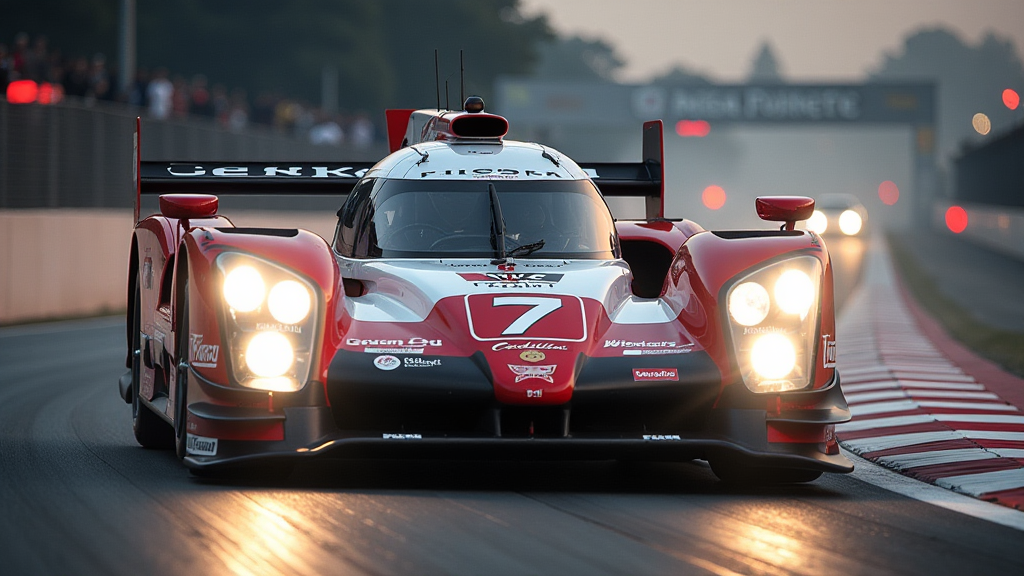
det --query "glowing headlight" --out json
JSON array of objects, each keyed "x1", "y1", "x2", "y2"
[
  {"x1": 268, "y1": 280, "x2": 311, "y2": 324},
  {"x1": 729, "y1": 282, "x2": 771, "y2": 326},
  {"x1": 750, "y1": 334, "x2": 796, "y2": 379},
  {"x1": 806, "y1": 210, "x2": 828, "y2": 234},
  {"x1": 839, "y1": 210, "x2": 863, "y2": 235},
  {"x1": 245, "y1": 332, "x2": 294, "y2": 377},
  {"x1": 223, "y1": 266, "x2": 265, "y2": 312},
  {"x1": 775, "y1": 269, "x2": 814, "y2": 317}
]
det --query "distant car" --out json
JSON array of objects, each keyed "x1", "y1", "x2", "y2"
[{"x1": 805, "y1": 194, "x2": 868, "y2": 236}]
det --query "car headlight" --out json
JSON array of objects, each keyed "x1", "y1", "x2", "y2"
[
  {"x1": 216, "y1": 253, "x2": 319, "y2": 392},
  {"x1": 725, "y1": 256, "x2": 822, "y2": 393},
  {"x1": 728, "y1": 282, "x2": 771, "y2": 326},
  {"x1": 806, "y1": 210, "x2": 828, "y2": 234},
  {"x1": 839, "y1": 210, "x2": 862, "y2": 235}
]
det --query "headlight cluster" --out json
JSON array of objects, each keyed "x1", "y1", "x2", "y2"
[
  {"x1": 217, "y1": 253, "x2": 319, "y2": 392},
  {"x1": 726, "y1": 256, "x2": 822, "y2": 393},
  {"x1": 838, "y1": 210, "x2": 863, "y2": 235}
]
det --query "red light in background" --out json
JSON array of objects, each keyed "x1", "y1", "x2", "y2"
[
  {"x1": 878, "y1": 180, "x2": 900, "y2": 205},
  {"x1": 1003, "y1": 89, "x2": 1020, "y2": 110},
  {"x1": 36, "y1": 83, "x2": 55, "y2": 104},
  {"x1": 6, "y1": 80, "x2": 38, "y2": 104},
  {"x1": 945, "y1": 206, "x2": 968, "y2": 233},
  {"x1": 702, "y1": 185, "x2": 726, "y2": 210},
  {"x1": 676, "y1": 120, "x2": 710, "y2": 137}
]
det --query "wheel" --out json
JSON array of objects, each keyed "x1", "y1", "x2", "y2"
[
  {"x1": 710, "y1": 459, "x2": 822, "y2": 485},
  {"x1": 174, "y1": 287, "x2": 190, "y2": 461},
  {"x1": 131, "y1": 276, "x2": 174, "y2": 448}
]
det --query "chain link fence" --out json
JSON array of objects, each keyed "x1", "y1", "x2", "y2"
[{"x1": 0, "y1": 99, "x2": 386, "y2": 209}]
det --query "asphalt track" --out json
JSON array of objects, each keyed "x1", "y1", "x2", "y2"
[{"x1": 2, "y1": 238, "x2": 1023, "y2": 575}]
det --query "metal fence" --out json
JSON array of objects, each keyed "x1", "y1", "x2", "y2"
[{"x1": 0, "y1": 99, "x2": 386, "y2": 209}]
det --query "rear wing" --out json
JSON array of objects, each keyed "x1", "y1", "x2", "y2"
[
  {"x1": 578, "y1": 120, "x2": 664, "y2": 220},
  {"x1": 133, "y1": 119, "x2": 373, "y2": 224}
]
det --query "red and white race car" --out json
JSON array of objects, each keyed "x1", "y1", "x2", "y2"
[{"x1": 120, "y1": 98, "x2": 852, "y2": 483}]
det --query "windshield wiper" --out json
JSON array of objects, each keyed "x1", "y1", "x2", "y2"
[
  {"x1": 488, "y1": 183, "x2": 508, "y2": 264},
  {"x1": 507, "y1": 240, "x2": 545, "y2": 258}
]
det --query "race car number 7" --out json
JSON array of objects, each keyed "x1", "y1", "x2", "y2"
[
  {"x1": 465, "y1": 293, "x2": 587, "y2": 342},
  {"x1": 493, "y1": 297, "x2": 561, "y2": 335}
]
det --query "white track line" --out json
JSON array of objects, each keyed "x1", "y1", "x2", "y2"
[
  {"x1": 844, "y1": 448, "x2": 1024, "y2": 531},
  {"x1": 934, "y1": 414, "x2": 1024, "y2": 424},
  {"x1": 877, "y1": 448, "x2": 998, "y2": 469},
  {"x1": 844, "y1": 431, "x2": 964, "y2": 452},
  {"x1": 917, "y1": 401, "x2": 1018, "y2": 412},
  {"x1": 837, "y1": 414, "x2": 936, "y2": 432},
  {"x1": 850, "y1": 400, "x2": 920, "y2": 416},
  {"x1": 937, "y1": 469, "x2": 1024, "y2": 496}
]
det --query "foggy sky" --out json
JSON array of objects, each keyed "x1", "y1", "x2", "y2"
[{"x1": 520, "y1": 0, "x2": 1024, "y2": 83}]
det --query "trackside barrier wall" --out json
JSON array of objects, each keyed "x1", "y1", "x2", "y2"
[{"x1": 0, "y1": 209, "x2": 337, "y2": 324}]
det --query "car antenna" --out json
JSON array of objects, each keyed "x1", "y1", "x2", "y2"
[
  {"x1": 434, "y1": 49, "x2": 440, "y2": 111},
  {"x1": 445, "y1": 79, "x2": 450, "y2": 110},
  {"x1": 460, "y1": 49, "x2": 465, "y2": 106}
]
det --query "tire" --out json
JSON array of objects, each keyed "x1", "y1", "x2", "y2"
[
  {"x1": 131, "y1": 277, "x2": 174, "y2": 448},
  {"x1": 710, "y1": 459, "x2": 822, "y2": 485},
  {"x1": 175, "y1": 287, "x2": 190, "y2": 461}
]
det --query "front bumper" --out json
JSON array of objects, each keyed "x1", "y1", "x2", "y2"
[{"x1": 182, "y1": 368, "x2": 853, "y2": 474}]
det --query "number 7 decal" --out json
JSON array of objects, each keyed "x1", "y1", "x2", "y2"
[
  {"x1": 465, "y1": 293, "x2": 587, "y2": 342},
  {"x1": 493, "y1": 297, "x2": 562, "y2": 335}
]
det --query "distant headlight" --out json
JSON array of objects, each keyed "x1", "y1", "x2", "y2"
[
  {"x1": 728, "y1": 282, "x2": 771, "y2": 326},
  {"x1": 268, "y1": 280, "x2": 311, "y2": 324},
  {"x1": 245, "y1": 332, "x2": 294, "y2": 378},
  {"x1": 774, "y1": 269, "x2": 814, "y2": 318},
  {"x1": 839, "y1": 210, "x2": 863, "y2": 235},
  {"x1": 223, "y1": 266, "x2": 265, "y2": 312},
  {"x1": 806, "y1": 210, "x2": 828, "y2": 234},
  {"x1": 750, "y1": 334, "x2": 796, "y2": 380}
]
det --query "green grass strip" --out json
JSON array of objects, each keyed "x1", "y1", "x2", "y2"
[{"x1": 886, "y1": 233, "x2": 1024, "y2": 378}]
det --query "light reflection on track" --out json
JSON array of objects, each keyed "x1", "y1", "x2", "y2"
[{"x1": 2, "y1": 235, "x2": 1023, "y2": 575}]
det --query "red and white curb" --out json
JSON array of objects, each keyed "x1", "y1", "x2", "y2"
[{"x1": 836, "y1": 236, "x2": 1024, "y2": 511}]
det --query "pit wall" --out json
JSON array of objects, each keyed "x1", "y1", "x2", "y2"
[{"x1": 0, "y1": 210, "x2": 337, "y2": 325}]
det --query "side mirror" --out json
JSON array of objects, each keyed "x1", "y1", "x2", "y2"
[
  {"x1": 755, "y1": 196, "x2": 815, "y2": 231},
  {"x1": 159, "y1": 194, "x2": 219, "y2": 220}
]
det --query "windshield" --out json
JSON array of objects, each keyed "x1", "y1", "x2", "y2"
[{"x1": 357, "y1": 179, "x2": 617, "y2": 259}]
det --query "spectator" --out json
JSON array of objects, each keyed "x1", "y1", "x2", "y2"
[
  {"x1": 251, "y1": 92, "x2": 276, "y2": 126},
  {"x1": 309, "y1": 112, "x2": 344, "y2": 146},
  {"x1": 227, "y1": 87, "x2": 249, "y2": 132},
  {"x1": 11, "y1": 32, "x2": 28, "y2": 80},
  {"x1": 189, "y1": 74, "x2": 214, "y2": 117},
  {"x1": 350, "y1": 111, "x2": 375, "y2": 149},
  {"x1": 0, "y1": 44, "x2": 11, "y2": 90},
  {"x1": 147, "y1": 67, "x2": 173, "y2": 119},
  {"x1": 171, "y1": 75, "x2": 189, "y2": 117},
  {"x1": 211, "y1": 83, "x2": 230, "y2": 123},
  {"x1": 89, "y1": 53, "x2": 113, "y2": 102},
  {"x1": 128, "y1": 67, "x2": 150, "y2": 108},
  {"x1": 62, "y1": 56, "x2": 90, "y2": 98},
  {"x1": 22, "y1": 35, "x2": 49, "y2": 81}
]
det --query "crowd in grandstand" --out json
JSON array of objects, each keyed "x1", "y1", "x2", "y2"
[{"x1": 0, "y1": 32, "x2": 376, "y2": 148}]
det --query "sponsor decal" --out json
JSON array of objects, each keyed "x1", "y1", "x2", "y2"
[
  {"x1": 492, "y1": 341, "x2": 568, "y2": 352},
  {"x1": 418, "y1": 168, "x2": 563, "y2": 179},
  {"x1": 458, "y1": 272, "x2": 563, "y2": 284},
  {"x1": 606, "y1": 339, "x2": 693, "y2": 356},
  {"x1": 347, "y1": 337, "x2": 442, "y2": 348},
  {"x1": 466, "y1": 294, "x2": 587, "y2": 342},
  {"x1": 365, "y1": 347, "x2": 424, "y2": 355},
  {"x1": 383, "y1": 433, "x2": 422, "y2": 439},
  {"x1": 743, "y1": 326, "x2": 787, "y2": 335},
  {"x1": 256, "y1": 322, "x2": 302, "y2": 334},
  {"x1": 508, "y1": 364, "x2": 557, "y2": 383},
  {"x1": 186, "y1": 434, "x2": 218, "y2": 456},
  {"x1": 632, "y1": 368, "x2": 679, "y2": 382},
  {"x1": 822, "y1": 334, "x2": 837, "y2": 368},
  {"x1": 190, "y1": 334, "x2": 220, "y2": 368},
  {"x1": 403, "y1": 357, "x2": 441, "y2": 368},
  {"x1": 526, "y1": 389, "x2": 543, "y2": 398},
  {"x1": 142, "y1": 258, "x2": 153, "y2": 289},
  {"x1": 373, "y1": 355, "x2": 401, "y2": 371},
  {"x1": 622, "y1": 348, "x2": 692, "y2": 356},
  {"x1": 604, "y1": 339, "x2": 681, "y2": 348},
  {"x1": 643, "y1": 434, "x2": 682, "y2": 441},
  {"x1": 166, "y1": 164, "x2": 367, "y2": 179},
  {"x1": 443, "y1": 262, "x2": 565, "y2": 269},
  {"x1": 519, "y1": 350, "x2": 546, "y2": 363}
]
